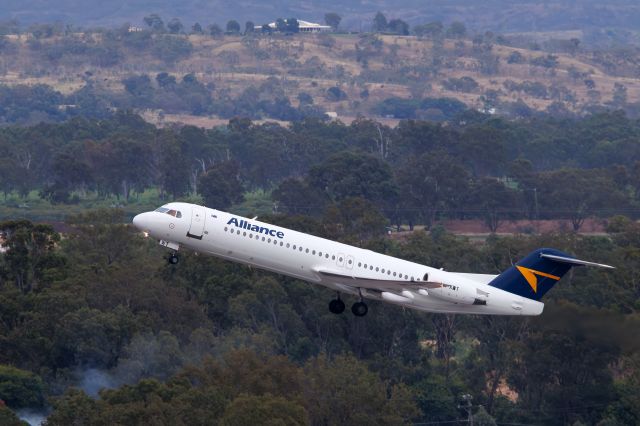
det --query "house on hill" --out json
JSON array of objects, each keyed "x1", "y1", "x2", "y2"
[{"x1": 256, "y1": 19, "x2": 331, "y2": 33}]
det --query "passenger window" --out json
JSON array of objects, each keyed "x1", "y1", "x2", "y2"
[{"x1": 375, "y1": 267, "x2": 379, "y2": 272}]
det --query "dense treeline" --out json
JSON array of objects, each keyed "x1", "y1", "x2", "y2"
[
  {"x1": 0, "y1": 211, "x2": 639, "y2": 424},
  {"x1": 2, "y1": 111, "x2": 640, "y2": 231}
]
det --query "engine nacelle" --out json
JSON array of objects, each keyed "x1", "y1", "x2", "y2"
[{"x1": 427, "y1": 282, "x2": 481, "y2": 305}]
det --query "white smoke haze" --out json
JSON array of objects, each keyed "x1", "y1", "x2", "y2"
[
  {"x1": 78, "y1": 368, "x2": 120, "y2": 398},
  {"x1": 17, "y1": 409, "x2": 47, "y2": 426}
]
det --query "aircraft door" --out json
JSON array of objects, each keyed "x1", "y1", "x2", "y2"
[{"x1": 187, "y1": 206, "x2": 205, "y2": 239}]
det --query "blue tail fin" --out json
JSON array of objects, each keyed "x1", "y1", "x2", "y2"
[{"x1": 488, "y1": 248, "x2": 576, "y2": 301}]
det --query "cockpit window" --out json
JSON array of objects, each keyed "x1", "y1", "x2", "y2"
[{"x1": 154, "y1": 207, "x2": 182, "y2": 218}]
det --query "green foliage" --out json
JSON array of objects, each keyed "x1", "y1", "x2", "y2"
[
  {"x1": 324, "y1": 13, "x2": 341, "y2": 30},
  {"x1": 373, "y1": 12, "x2": 388, "y2": 32},
  {"x1": 0, "y1": 365, "x2": 45, "y2": 409},
  {"x1": 198, "y1": 161, "x2": 245, "y2": 210}
]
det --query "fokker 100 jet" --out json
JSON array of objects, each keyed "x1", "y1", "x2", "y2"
[{"x1": 133, "y1": 202, "x2": 613, "y2": 317}]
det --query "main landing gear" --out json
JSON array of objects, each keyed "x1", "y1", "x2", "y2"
[
  {"x1": 329, "y1": 297, "x2": 346, "y2": 314},
  {"x1": 351, "y1": 301, "x2": 368, "y2": 317},
  {"x1": 167, "y1": 252, "x2": 180, "y2": 265},
  {"x1": 329, "y1": 293, "x2": 368, "y2": 317}
]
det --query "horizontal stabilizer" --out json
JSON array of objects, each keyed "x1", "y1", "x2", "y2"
[{"x1": 539, "y1": 253, "x2": 614, "y2": 269}]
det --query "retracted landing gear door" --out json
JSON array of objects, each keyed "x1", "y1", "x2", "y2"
[{"x1": 187, "y1": 206, "x2": 205, "y2": 239}]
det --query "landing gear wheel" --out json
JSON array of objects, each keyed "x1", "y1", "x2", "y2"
[
  {"x1": 351, "y1": 301, "x2": 368, "y2": 317},
  {"x1": 329, "y1": 298, "x2": 346, "y2": 314},
  {"x1": 168, "y1": 253, "x2": 179, "y2": 265}
]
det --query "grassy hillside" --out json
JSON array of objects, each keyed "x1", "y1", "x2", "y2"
[{"x1": 1, "y1": 30, "x2": 639, "y2": 126}]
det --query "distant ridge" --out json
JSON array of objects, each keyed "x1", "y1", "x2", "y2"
[{"x1": 2, "y1": 0, "x2": 640, "y2": 34}]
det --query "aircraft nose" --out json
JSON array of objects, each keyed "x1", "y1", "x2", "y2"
[{"x1": 132, "y1": 212, "x2": 151, "y2": 231}]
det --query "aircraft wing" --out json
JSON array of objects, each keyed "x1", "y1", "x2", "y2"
[{"x1": 315, "y1": 269, "x2": 443, "y2": 293}]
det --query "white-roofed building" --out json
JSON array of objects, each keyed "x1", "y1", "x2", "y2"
[{"x1": 256, "y1": 19, "x2": 332, "y2": 33}]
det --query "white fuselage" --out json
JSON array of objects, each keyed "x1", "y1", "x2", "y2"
[{"x1": 133, "y1": 202, "x2": 545, "y2": 316}]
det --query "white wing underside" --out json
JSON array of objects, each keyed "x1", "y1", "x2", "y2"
[{"x1": 315, "y1": 269, "x2": 498, "y2": 293}]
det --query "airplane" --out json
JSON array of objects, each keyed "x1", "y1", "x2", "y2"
[{"x1": 132, "y1": 202, "x2": 613, "y2": 317}]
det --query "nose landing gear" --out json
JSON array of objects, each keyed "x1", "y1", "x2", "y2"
[{"x1": 167, "y1": 252, "x2": 179, "y2": 265}]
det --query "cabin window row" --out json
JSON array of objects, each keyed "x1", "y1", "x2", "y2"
[{"x1": 224, "y1": 226, "x2": 417, "y2": 280}]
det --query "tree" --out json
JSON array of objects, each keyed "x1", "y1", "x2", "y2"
[
  {"x1": 323, "y1": 197, "x2": 388, "y2": 241},
  {"x1": 156, "y1": 72, "x2": 177, "y2": 88},
  {"x1": 167, "y1": 18, "x2": 183, "y2": 34},
  {"x1": 0, "y1": 365, "x2": 45, "y2": 408},
  {"x1": 413, "y1": 21, "x2": 443, "y2": 38},
  {"x1": 303, "y1": 354, "x2": 420, "y2": 424},
  {"x1": 275, "y1": 18, "x2": 288, "y2": 33},
  {"x1": 372, "y1": 12, "x2": 388, "y2": 32},
  {"x1": 226, "y1": 20, "x2": 241, "y2": 34},
  {"x1": 208, "y1": 24, "x2": 223, "y2": 37},
  {"x1": 286, "y1": 18, "x2": 300, "y2": 34},
  {"x1": 467, "y1": 178, "x2": 519, "y2": 233},
  {"x1": 191, "y1": 22, "x2": 203, "y2": 34},
  {"x1": 198, "y1": 161, "x2": 245, "y2": 210},
  {"x1": 244, "y1": 21, "x2": 255, "y2": 35},
  {"x1": 612, "y1": 82, "x2": 628, "y2": 106},
  {"x1": 272, "y1": 178, "x2": 327, "y2": 216},
  {"x1": 325, "y1": 86, "x2": 347, "y2": 101},
  {"x1": 396, "y1": 151, "x2": 470, "y2": 229},
  {"x1": 143, "y1": 14, "x2": 165, "y2": 32},
  {"x1": 221, "y1": 394, "x2": 308, "y2": 425},
  {"x1": 387, "y1": 18, "x2": 409, "y2": 35},
  {"x1": 324, "y1": 13, "x2": 341, "y2": 30},
  {"x1": 307, "y1": 151, "x2": 398, "y2": 206},
  {"x1": 122, "y1": 74, "x2": 154, "y2": 99},
  {"x1": 0, "y1": 220, "x2": 64, "y2": 293},
  {"x1": 446, "y1": 21, "x2": 466, "y2": 38}
]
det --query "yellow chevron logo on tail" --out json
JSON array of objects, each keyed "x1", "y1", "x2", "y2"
[{"x1": 516, "y1": 266, "x2": 560, "y2": 292}]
